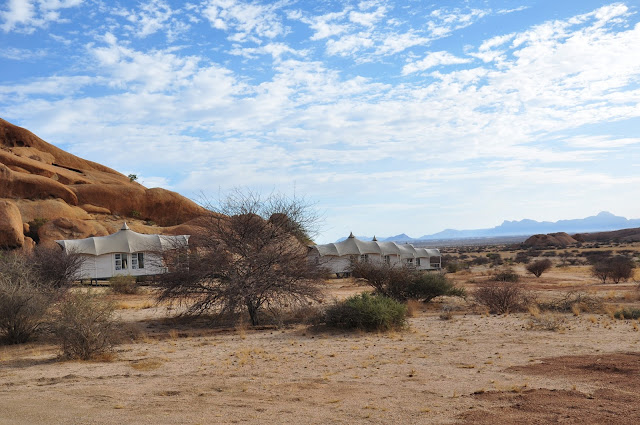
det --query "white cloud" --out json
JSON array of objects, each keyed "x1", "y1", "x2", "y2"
[
  {"x1": 427, "y1": 7, "x2": 489, "y2": 38},
  {"x1": 201, "y1": 0, "x2": 285, "y2": 42},
  {"x1": 0, "y1": 46, "x2": 48, "y2": 60},
  {"x1": 402, "y1": 51, "x2": 472, "y2": 75},
  {"x1": 349, "y1": 6, "x2": 386, "y2": 27},
  {"x1": 228, "y1": 42, "x2": 306, "y2": 60},
  {"x1": 0, "y1": 0, "x2": 82, "y2": 33},
  {"x1": 326, "y1": 32, "x2": 374, "y2": 56},
  {"x1": 563, "y1": 135, "x2": 640, "y2": 148}
]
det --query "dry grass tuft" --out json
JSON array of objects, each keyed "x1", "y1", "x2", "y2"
[
  {"x1": 130, "y1": 357, "x2": 165, "y2": 371},
  {"x1": 527, "y1": 313, "x2": 565, "y2": 331}
]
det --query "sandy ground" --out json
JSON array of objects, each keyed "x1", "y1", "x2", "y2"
[{"x1": 2, "y1": 265, "x2": 640, "y2": 424}]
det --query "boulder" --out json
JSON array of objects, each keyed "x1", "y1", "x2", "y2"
[
  {"x1": 0, "y1": 199, "x2": 24, "y2": 248},
  {"x1": 16, "y1": 198, "x2": 91, "y2": 223},
  {"x1": 80, "y1": 204, "x2": 111, "y2": 214},
  {"x1": 524, "y1": 232, "x2": 577, "y2": 247}
]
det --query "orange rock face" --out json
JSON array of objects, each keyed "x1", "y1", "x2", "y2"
[
  {"x1": 0, "y1": 199, "x2": 24, "y2": 248},
  {"x1": 0, "y1": 118, "x2": 207, "y2": 248}
]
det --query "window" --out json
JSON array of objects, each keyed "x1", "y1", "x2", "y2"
[
  {"x1": 132, "y1": 253, "x2": 144, "y2": 269},
  {"x1": 416, "y1": 258, "x2": 421, "y2": 266},
  {"x1": 384, "y1": 255, "x2": 391, "y2": 264},
  {"x1": 406, "y1": 258, "x2": 414, "y2": 265},
  {"x1": 115, "y1": 253, "x2": 128, "y2": 270},
  {"x1": 360, "y1": 254, "x2": 369, "y2": 263}
]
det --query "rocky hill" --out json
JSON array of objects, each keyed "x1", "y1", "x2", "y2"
[{"x1": 0, "y1": 118, "x2": 207, "y2": 249}]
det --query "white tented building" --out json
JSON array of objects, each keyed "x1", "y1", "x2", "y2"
[
  {"x1": 309, "y1": 233, "x2": 441, "y2": 276},
  {"x1": 56, "y1": 223, "x2": 190, "y2": 281}
]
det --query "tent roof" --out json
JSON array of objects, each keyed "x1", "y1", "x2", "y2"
[
  {"x1": 56, "y1": 223, "x2": 189, "y2": 256},
  {"x1": 312, "y1": 235, "x2": 440, "y2": 258}
]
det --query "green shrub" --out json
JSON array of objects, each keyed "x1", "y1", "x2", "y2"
[
  {"x1": 351, "y1": 262, "x2": 465, "y2": 303},
  {"x1": 405, "y1": 273, "x2": 466, "y2": 302},
  {"x1": 324, "y1": 293, "x2": 407, "y2": 331},
  {"x1": 614, "y1": 308, "x2": 640, "y2": 320},
  {"x1": 109, "y1": 275, "x2": 138, "y2": 294},
  {"x1": 54, "y1": 291, "x2": 116, "y2": 360}
]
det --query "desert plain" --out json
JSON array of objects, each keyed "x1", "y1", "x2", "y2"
[{"x1": 2, "y1": 245, "x2": 640, "y2": 424}]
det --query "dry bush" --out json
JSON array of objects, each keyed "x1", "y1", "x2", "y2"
[
  {"x1": 526, "y1": 259, "x2": 553, "y2": 278},
  {"x1": 491, "y1": 267, "x2": 520, "y2": 283},
  {"x1": 538, "y1": 291, "x2": 604, "y2": 314},
  {"x1": 0, "y1": 253, "x2": 61, "y2": 344},
  {"x1": 29, "y1": 246, "x2": 85, "y2": 289},
  {"x1": 613, "y1": 308, "x2": 640, "y2": 320},
  {"x1": 474, "y1": 282, "x2": 532, "y2": 314},
  {"x1": 439, "y1": 305, "x2": 454, "y2": 320},
  {"x1": 527, "y1": 307, "x2": 565, "y2": 331},
  {"x1": 54, "y1": 291, "x2": 117, "y2": 360},
  {"x1": 109, "y1": 275, "x2": 138, "y2": 294}
]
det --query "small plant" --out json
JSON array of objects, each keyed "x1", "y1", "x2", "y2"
[
  {"x1": 525, "y1": 259, "x2": 553, "y2": 278},
  {"x1": 439, "y1": 305, "x2": 454, "y2": 320},
  {"x1": 613, "y1": 308, "x2": 640, "y2": 320},
  {"x1": 54, "y1": 290, "x2": 116, "y2": 360},
  {"x1": 130, "y1": 210, "x2": 141, "y2": 218},
  {"x1": 109, "y1": 275, "x2": 138, "y2": 294},
  {"x1": 324, "y1": 293, "x2": 407, "y2": 331},
  {"x1": 538, "y1": 291, "x2": 604, "y2": 314},
  {"x1": 128, "y1": 174, "x2": 138, "y2": 182},
  {"x1": 527, "y1": 313, "x2": 565, "y2": 331},
  {"x1": 474, "y1": 282, "x2": 531, "y2": 314},
  {"x1": 491, "y1": 267, "x2": 520, "y2": 282}
]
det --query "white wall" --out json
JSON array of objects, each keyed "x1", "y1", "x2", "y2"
[{"x1": 77, "y1": 252, "x2": 167, "y2": 280}]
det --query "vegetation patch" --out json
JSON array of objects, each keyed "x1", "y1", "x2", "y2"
[
  {"x1": 324, "y1": 293, "x2": 407, "y2": 332},
  {"x1": 54, "y1": 290, "x2": 117, "y2": 360},
  {"x1": 474, "y1": 282, "x2": 532, "y2": 314},
  {"x1": 109, "y1": 275, "x2": 138, "y2": 294},
  {"x1": 613, "y1": 309, "x2": 640, "y2": 320}
]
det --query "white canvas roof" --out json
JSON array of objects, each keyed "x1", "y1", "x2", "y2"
[
  {"x1": 312, "y1": 233, "x2": 440, "y2": 259},
  {"x1": 56, "y1": 222, "x2": 190, "y2": 256}
]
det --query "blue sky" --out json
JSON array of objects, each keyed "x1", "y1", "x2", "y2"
[{"x1": 1, "y1": 0, "x2": 639, "y2": 243}]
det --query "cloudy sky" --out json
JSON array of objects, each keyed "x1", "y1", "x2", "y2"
[{"x1": 1, "y1": 0, "x2": 639, "y2": 242}]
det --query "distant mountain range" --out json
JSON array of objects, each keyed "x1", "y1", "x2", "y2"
[{"x1": 337, "y1": 212, "x2": 640, "y2": 243}]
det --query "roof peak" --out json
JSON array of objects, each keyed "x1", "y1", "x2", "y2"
[
  {"x1": 121, "y1": 222, "x2": 130, "y2": 230},
  {"x1": 348, "y1": 232, "x2": 355, "y2": 239}
]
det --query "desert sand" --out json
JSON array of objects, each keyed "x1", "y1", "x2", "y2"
[{"x1": 2, "y1": 264, "x2": 640, "y2": 424}]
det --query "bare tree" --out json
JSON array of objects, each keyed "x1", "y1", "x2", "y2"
[
  {"x1": 157, "y1": 190, "x2": 324, "y2": 326},
  {"x1": 29, "y1": 245, "x2": 85, "y2": 288},
  {"x1": 526, "y1": 259, "x2": 553, "y2": 278}
]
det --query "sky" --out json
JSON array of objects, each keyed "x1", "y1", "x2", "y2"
[{"x1": 1, "y1": 0, "x2": 639, "y2": 243}]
